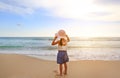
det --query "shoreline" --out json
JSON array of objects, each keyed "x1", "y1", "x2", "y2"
[
  {"x1": 0, "y1": 54, "x2": 120, "y2": 78},
  {"x1": 1, "y1": 53, "x2": 120, "y2": 61}
]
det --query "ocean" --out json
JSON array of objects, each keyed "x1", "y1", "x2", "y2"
[{"x1": 0, "y1": 37, "x2": 120, "y2": 61}]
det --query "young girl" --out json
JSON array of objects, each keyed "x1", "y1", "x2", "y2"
[{"x1": 51, "y1": 30, "x2": 70, "y2": 76}]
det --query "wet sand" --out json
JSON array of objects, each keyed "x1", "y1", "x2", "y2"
[{"x1": 0, "y1": 54, "x2": 120, "y2": 78}]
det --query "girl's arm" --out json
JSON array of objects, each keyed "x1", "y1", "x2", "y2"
[
  {"x1": 66, "y1": 35, "x2": 70, "y2": 42},
  {"x1": 51, "y1": 36, "x2": 59, "y2": 45}
]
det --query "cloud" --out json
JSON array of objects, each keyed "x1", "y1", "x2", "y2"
[
  {"x1": 95, "y1": 0, "x2": 120, "y2": 5},
  {"x1": 0, "y1": 0, "x2": 120, "y2": 21},
  {"x1": 0, "y1": 0, "x2": 59, "y2": 15},
  {"x1": 91, "y1": 12, "x2": 111, "y2": 16},
  {"x1": 0, "y1": 1, "x2": 33, "y2": 15},
  {"x1": 92, "y1": 0, "x2": 120, "y2": 21}
]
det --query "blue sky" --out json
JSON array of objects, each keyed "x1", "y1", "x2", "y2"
[{"x1": 0, "y1": 0, "x2": 120, "y2": 37}]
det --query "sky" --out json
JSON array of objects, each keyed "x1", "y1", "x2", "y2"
[{"x1": 0, "y1": 0, "x2": 120, "y2": 37}]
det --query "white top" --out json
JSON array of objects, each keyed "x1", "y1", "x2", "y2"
[
  {"x1": 55, "y1": 33, "x2": 68, "y2": 51},
  {"x1": 58, "y1": 45, "x2": 67, "y2": 51},
  {"x1": 57, "y1": 36, "x2": 68, "y2": 51}
]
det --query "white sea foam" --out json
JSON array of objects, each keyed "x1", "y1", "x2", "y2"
[{"x1": 0, "y1": 37, "x2": 120, "y2": 61}]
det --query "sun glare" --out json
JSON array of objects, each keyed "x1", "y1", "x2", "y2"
[
  {"x1": 67, "y1": 25, "x2": 104, "y2": 37},
  {"x1": 78, "y1": 26, "x2": 96, "y2": 37},
  {"x1": 57, "y1": 0, "x2": 98, "y2": 19}
]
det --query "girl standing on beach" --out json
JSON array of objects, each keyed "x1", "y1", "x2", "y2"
[{"x1": 51, "y1": 29, "x2": 70, "y2": 76}]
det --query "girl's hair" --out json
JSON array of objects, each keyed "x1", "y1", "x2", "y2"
[
  {"x1": 60, "y1": 38, "x2": 63, "y2": 46},
  {"x1": 59, "y1": 38, "x2": 66, "y2": 46}
]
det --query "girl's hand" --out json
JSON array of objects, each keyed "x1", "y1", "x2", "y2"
[
  {"x1": 54, "y1": 33, "x2": 58, "y2": 39},
  {"x1": 54, "y1": 35, "x2": 57, "y2": 38},
  {"x1": 66, "y1": 35, "x2": 70, "y2": 42}
]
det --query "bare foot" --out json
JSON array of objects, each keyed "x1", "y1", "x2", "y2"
[
  {"x1": 56, "y1": 74, "x2": 62, "y2": 76},
  {"x1": 53, "y1": 70, "x2": 62, "y2": 77},
  {"x1": 64, "y1": 73, "x2": 67, "y2": 75},
  {"x1": 63, "y1": 71, "x2": 67, "y2": 75},
  {"x1": 53, "y1": 70, "x2": 58, "y2": 73}
]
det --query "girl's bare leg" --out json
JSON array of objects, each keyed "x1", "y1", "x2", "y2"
[
  {"x1": 59, "y1": 64, "x2": 63, "y2": 76},
  {"x1": 64, "y1": 63, "x2": 67, "y2": 75}
]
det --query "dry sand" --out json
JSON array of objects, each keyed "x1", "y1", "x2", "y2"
[{"x1": 0, "y1": 54, "x2": 120, "y2": 78}]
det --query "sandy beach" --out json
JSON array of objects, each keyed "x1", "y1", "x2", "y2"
[{"x1": 0, "y1": 54, "x2": 120, "y2": 78}]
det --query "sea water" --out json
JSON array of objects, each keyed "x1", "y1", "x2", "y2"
[{"x1": 0, "y1": 37, "x2": 120, "y2": 61}]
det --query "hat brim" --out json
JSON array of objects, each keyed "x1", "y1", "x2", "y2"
[{"x1": 57, "y1": 30, "x2": 66, "y2": 37}]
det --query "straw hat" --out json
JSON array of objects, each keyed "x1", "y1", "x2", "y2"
[{"x1": 57, "y1": 29, "x2": 66, "y2": 37}]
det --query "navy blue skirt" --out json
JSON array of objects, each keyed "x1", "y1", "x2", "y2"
[{"x1": 57, "y1": 51, "x2": 69, "y2": 64}]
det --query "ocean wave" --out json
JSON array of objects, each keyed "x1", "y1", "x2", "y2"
[
  {"x1": 0, "y1": 37, "x2": 120, "y2": 51},
  {"x1": 0, "y1": 46, "x2": 23, "y2": 48},
  {"x1": 0, "y1": 45, "x2": 120, "y2": 51}
]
